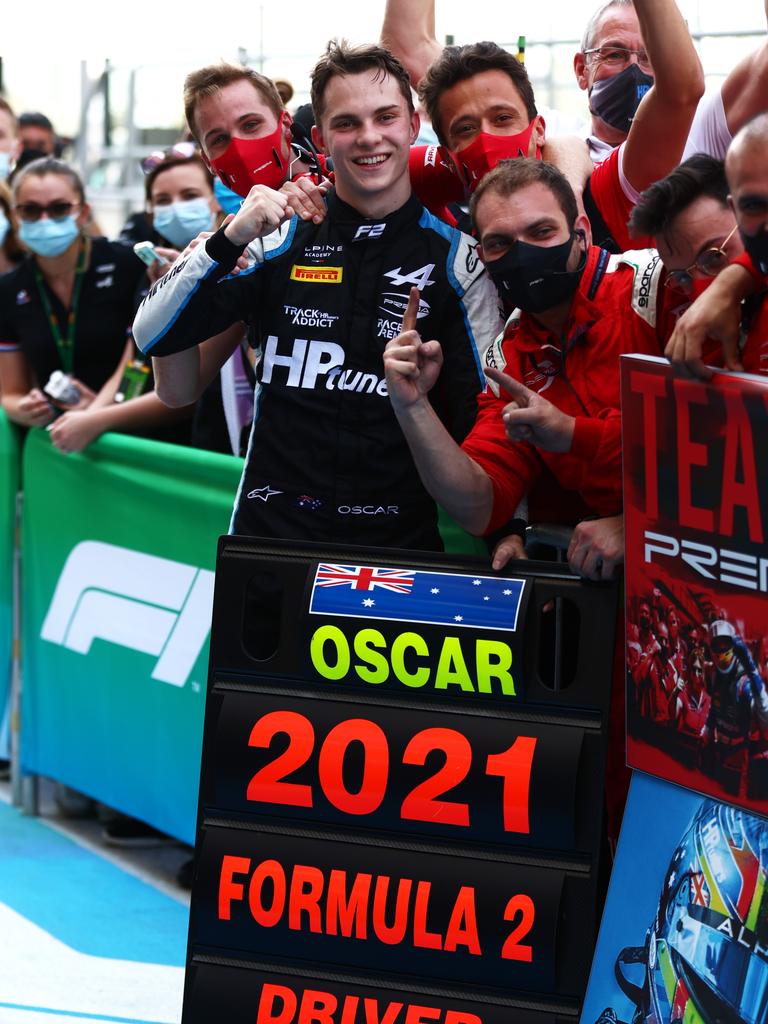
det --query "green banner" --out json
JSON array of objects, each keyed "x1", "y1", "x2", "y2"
[
  {"x1": 0, "y1": 412, "x2": 20, "y2": 753},
  {"x1": 21, "y1": 429, "x2": 242, "y2": 843},
  {"x1": 18, "y1": 426, "x2": 485, "y2": 842}
]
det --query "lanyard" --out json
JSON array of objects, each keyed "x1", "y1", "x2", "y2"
[{"x1": 32, "y1": 237, "x2": 88, "y2": 375}]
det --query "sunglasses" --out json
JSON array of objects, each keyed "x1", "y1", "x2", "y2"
[
  {"x1": 140, "y1": 142, "x2": 198, "y2": 175},
  {"x1": 14, "y1": 200, "x2": 80, "y2": 222}
]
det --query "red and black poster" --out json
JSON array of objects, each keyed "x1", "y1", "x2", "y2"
[{"x1": 622, "y1": 355, "x2": 768, "y2": 813}]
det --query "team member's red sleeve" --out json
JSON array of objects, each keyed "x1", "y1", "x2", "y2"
[
  {"x1": 560, "y1": 411, "x2": 624, "y2": 515},
  {"x1": 460, "y1": 387, "x2": 543, "y2": 535},
  {"x1": 589, "y1": 147, "x2": 652, "y2": 253},
  {"x1": 408, "y1": 145, "x2": 464, "y2": 217},
  {"x1": 733, "y1": 251, "x2": 768, "y2": 288}
]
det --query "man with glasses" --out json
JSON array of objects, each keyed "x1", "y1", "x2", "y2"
[
  {"x1": 664, "y1": 114, "x2": 768, "y2": 378},
  {"x1": 628, "y1": 154, "x2": 743, "y2": 367}
]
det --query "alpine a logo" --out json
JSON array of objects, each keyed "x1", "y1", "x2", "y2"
[
  {"x1": 40, "y1": 541, "x2": 214, "y2": 688},
  {"x1": 261, "y1": 336, "x2": 388, "y2": 395},
  {"x1": 290, "y1": 265, "x2": 343, "y2": 284},
  {"x1": 383, "y1": 263, "x2": 435, "y2": 289}
]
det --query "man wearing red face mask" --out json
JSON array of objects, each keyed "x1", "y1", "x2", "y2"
[
  {"x1": 183, "y1": 63, "x2": 329, "y2": 224},
  {"x1": 383, "y1": 0, "x2": 703, "y2": 253}
]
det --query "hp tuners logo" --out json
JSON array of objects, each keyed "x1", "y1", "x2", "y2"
[{"x1": 40, "y1": 541, "x2": 215, "y2": 688}]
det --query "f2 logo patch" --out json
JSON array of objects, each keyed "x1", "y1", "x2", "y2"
[{"x1": 354, "y1": 223, "x2": 386, "y2": 241}]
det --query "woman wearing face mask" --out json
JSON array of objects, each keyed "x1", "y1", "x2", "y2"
[{"x1": 0, "y1": 157, "x2": 193, "y2": 450}]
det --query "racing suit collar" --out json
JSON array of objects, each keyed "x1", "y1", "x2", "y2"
[
  {"x1": 501, "y1": 245, "x2": 608, "y2": 354},
  {"x1": 325, "y1": 188, "x2": 424, "y2": 243}
]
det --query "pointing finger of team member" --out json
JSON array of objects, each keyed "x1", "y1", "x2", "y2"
[
  {"x1": 484, "y1": 365, "x2": 533, "y2": 407},
  {"x1": 401, "y1": 287, "x2": 421, "y2": 334}
]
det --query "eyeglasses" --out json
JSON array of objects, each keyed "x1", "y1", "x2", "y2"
[
  {"x1": 665, "y1": 225, "x2": 739, "y2": 293},
  {"x1": 140, "y1": 142, "x2": 198, "y2": 175},
  {"x1": 584, "y1": 46, "x2": 652, "y2": 72},
  {"x1": 14, "y1": 200, "x2": 80, "y2": 222}
]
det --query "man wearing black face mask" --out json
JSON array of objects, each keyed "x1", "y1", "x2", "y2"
[{"x1": 384, "y1": 159, "x2": 666, "y2": 579}]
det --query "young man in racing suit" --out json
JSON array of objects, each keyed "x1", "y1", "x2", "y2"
[{"x1": 132, "y1": 41, "x2": 502, "y2": 550}]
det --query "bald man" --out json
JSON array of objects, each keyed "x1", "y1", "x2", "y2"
[{"x1": 665, "y1": 112, "x2": 768, "y2": 377}]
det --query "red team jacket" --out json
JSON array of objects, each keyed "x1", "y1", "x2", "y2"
[{"x1": 460, "y1": 245, "x2": 677, "y2": 534}]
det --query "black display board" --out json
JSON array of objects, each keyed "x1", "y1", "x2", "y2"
[{"x1": 182, "y1": 537, "x2": 618, "y2": 1023}]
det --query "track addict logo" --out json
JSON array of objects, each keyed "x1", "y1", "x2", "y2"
[
  {"x1": 40, "y1": 541, "x2": 214, "y2": 688},
  {"x1": 283, "y1": 305, "x2": 339, "y2": 329},
  {"x1": 261, "y1": 336, "x2": 389, "y2": 396}
]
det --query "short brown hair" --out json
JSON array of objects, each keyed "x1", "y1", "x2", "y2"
[
  {"x1": 144, "y1": 151, "x2": 213, "y2": 202},
  {"x1": 184, "y1": 63, "x2": 284, "y2": 143},
  {"x1": 470, "y1": 158, "x2": 578, "y2": 231},
  {"x1": 419, "y1": 42, "x2": 537, "y2": 147},
  {"x1": 12, "y1": 156, "x2": 85, "y2": 205},
  {"x1": 310, "y1": 39, "x2": 414, "y2": 127}
]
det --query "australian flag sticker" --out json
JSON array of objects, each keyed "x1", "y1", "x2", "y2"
[{"x1": 309, "y1": 563, "x2": 525, "y2": 631}]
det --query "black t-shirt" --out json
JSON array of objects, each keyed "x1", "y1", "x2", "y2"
[{"x1": 0, "y1": 236, "x2": 146, "y2": 392}]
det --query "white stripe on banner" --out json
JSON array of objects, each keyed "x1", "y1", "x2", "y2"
[{"x1": 0, "y1": 903, "x2": 184, "y2": 1024}]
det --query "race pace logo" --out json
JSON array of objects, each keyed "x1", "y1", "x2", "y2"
[{"x1": 40, "y1": 540, "x2": 213, "y2": 687}]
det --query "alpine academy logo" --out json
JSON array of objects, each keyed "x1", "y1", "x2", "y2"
[
  {"x1": 290, "y1": 265, "x2": 343, "y2": 284},
  {"x1": 40, "y1": 540, "x2": 215, "y2": 688}
]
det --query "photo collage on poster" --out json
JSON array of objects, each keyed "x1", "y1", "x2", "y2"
[{"x1": 582, "y1": 358, "x2": 768, "y2": 1024}]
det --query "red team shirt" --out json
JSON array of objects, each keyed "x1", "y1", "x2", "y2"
[{"x1": 459, "y1": 245, "x2": 683, "y2": 534}]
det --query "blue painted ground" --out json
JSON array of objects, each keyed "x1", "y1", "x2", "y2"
[{"x1": 0, "y1": 799, "x2": 188, "y2": 1023}]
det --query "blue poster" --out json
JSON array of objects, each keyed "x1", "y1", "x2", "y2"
[{"x1": 582, "y1": 772, "x2": 768, "y2": 1024}]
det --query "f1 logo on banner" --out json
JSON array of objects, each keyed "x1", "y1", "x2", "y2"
[{"x1": 40, "y1": 540, "x2": 214, "y2": 687}]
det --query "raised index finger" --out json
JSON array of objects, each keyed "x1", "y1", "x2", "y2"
[
  {"x1": 484, "y1": 366, "x2": 532, "y2": 406},
  {"x1": 401, "y1": 287, "x2": 421, "y2": 334}
]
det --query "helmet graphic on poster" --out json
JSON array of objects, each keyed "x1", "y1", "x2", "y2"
[{"x1": 608, "y1": 800, "x2": 768, "y2": 1024}]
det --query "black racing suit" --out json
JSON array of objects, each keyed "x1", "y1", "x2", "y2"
[{"x1": 133, "y1": 190, "x2": 502, "y2": 550}]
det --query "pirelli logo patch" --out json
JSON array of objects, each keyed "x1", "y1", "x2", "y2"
[{"x1": 290, "y1": 265, "x2": 343, "y2": 284}]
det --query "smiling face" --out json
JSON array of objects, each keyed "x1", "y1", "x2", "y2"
[
  {"x1": 436, "y1": 69, "x2": 544, "y2": 154},
  {"x1": 194, "y1": 79, "x2": 291, "y2": 168},
  {"x1": 313, "y1": 70, "x2": 418, "y2": 219}
]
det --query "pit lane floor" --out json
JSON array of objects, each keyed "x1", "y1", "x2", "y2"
[{"x1": 0, "y1": 779, "x2": 190, "y2": 1024}]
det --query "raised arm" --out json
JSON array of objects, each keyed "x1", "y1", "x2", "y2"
[
  {"x1": 380, "y1": 0, "x2": 442, "y2": 87},
  {"x1": 383, "y1": 288, "x2": 494, "y2": 534},
  {"x1": 622, "y1": 0, "x2": 704, "y2": 193},
  {"x1": 720, "y1": 2, "x2": 768, "y2": 137}
]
